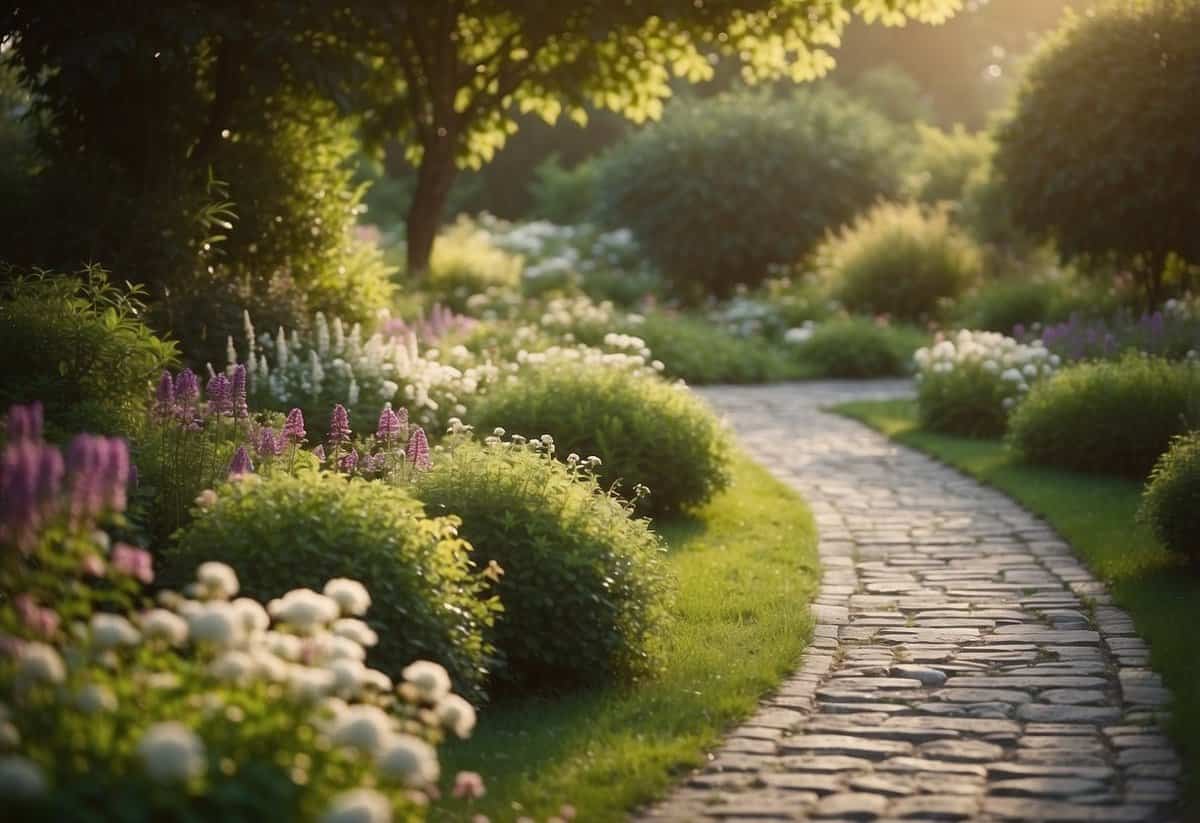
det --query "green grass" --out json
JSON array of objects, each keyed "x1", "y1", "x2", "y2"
[
  {"x1": 433, "y1": 451, "x2": 819, "y2": 822},
  {"x1": 835, "y1": 398, "x2": 1199, "y2": 808}
]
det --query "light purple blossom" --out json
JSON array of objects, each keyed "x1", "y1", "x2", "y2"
[
  {"x1": 337, "y1": 448, "x2": 359, "y2": 473},
  {"x1": 283, "y1": 409, "x2": 306, "y2": 444},
  {"x1": 1, "y1": 440, "x2": 62, "y2": 552},
  {"x1": 231, "y1": 364, "x2": 249, "y2": 420},
  {"x1": 376, "y1": 404, "x2": 407, "y2": 443},
  {"x1": 5, "y1": 402, "x2": 43, "y2": 443},
  {"x1": 312, "y1": 444, "x2": 326, "y2": 463},
  {"x1": 328, "y1": 404, "x2": 351, "y2": 444},
  {"x1": 207, "y1": 373, "x2": 231, "y2": 415},
  {"x1": 227, "y1": 446, "x2": 254, "y2": 477},
  {"x1": 406, "y1": 427, "x2": 431, "y2": 471},
  {"x1": 174, "y1": 369, "x2": 200, "y2": 407},
  {"x1": 111, "y1": 543, "x2": 154, "y2": 584},
  {"x1": 254, "y1": 427, "x2": 285, "y2": 459},
  {"x1": 154, "y1": 371, "x2": 175, "y2": 418}
]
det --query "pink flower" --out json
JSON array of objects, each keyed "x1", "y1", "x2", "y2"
[
  {"x1": 452, "y1": 771, "x2": 486, "y2": 800},
  {"x1": 80, "y1": 553, "x2": 106, "y2": 577},
  {"x1": 15, "y1": 594, "x2": 59, "y2": 638},
  {"x1": 111, "y1": 543, "x2": 154, "y2": 584},
  {"x1": 406, "y1": 427, "x2": 431, "y2": 470}
]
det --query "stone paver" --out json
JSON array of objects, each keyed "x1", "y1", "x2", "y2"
[{"x1": 639, "y1": 381, "x2": 1182, "y2": 822}]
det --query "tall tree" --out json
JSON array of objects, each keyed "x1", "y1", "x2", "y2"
[{"x1": 362, "y1": 1, "x2": 962, "y2": 273}]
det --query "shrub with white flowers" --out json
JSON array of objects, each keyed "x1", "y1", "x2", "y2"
[{"x1": 914, "y1": 329, "x2": 1061, "y2": 437}]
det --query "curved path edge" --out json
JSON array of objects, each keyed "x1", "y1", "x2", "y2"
[{"x1": 638, "y1": 381, "x2": 1182, "y2": 823}]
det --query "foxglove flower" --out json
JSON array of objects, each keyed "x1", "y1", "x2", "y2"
[
  {"x1": 254, "y1": 427, "x2": 284, "y2": 459},
  {"x1": 227, "y1": 446, "x2": 254, "y2": 477},
  {"x1": 154, "y1": 371, "x2": 175, "y2": 418},
  {"x1": 406, "y1": 427, "x2": 431, "y2": 470},
  {"x1": 337, "y1": 448, "x2": 359, "y2": 473},
  {"x1": 5, "y1": 402, "x2": 43, "y2": 443},
  {"x1": 328, "y1": 404, "x2": 351, "y2": 444},
  {"x1": 231, "y1": 365, "x2": 249, "y2": 420},
  {"x1": 1, "y1": 441, "x2": 62, "y2": 551},
  {"x1": 375, "y1": 404, "x2": 406, "y2": 443},
  {"x1": 283, "y1": 409, "x2": 306, "y2": 444}
]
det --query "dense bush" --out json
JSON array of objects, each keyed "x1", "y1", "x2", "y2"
[
  {"x1": 164, "y1": 473, "x2": 499, "y2": 695},
  {"x1": 952, "y1": 276, "x2": 1115, "y2": 334},
  {"x1": 904, "y1": 123, "x2": 993, "y2": 205},
  {"x1": 630, "y1": 313, "x2": 796, "y2": 384},
  {"x1": 1140, "y1": 432, "x2": 1200, "y2": 563},
  {"x1": 527, "y1": 154, "x2": 598, "y2": 225},
  {"x1": 596, "y1": 89, "x2": 899, "y2": 297},
  {"x1": 415, "y1": 438, "x2": 669, "y2": 692},
  {"x1": 0, "y1": 268, "x2": 177, "y2": 438},
  {"x1": 792, "y1": 318, "x2": 926, "y2": 378},
  {"x1": 995, "y1": 0, "x2": 1200, "y2": 302},
  {"x1": 425, "y1": 218, "x2": 523, "y2": 311},
  {"x1": 825, "y1": 201, "x2": 982, "y2": 321},
  {"x1": 1008, "y1": 356, "x2": 1200, "y2": 477},
  {"x1": 470, "y1": 364, "x2": 730, "y2": 515},
  {"x1": 915, "y1": 331, "x2": 1060, "y2": 437}
]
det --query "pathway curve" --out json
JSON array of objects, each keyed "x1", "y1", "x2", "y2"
[{"x1": 641, "y1": 381, "x2": 1182, "y2": 822}]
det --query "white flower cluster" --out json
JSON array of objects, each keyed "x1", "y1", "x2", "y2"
[
  {"x1": 915, "y1": 329, "x2": 1062, "y2": 409},
  {"x1": 236, "y1": 311, "x2": 494, "y2": 430},
  {"x1": 476, "y1": 213, "x2": 650, "y2": 286},
  {"x1": 711, "y1": 296, "x2": 780, "y2": 339},
  {"x1": 3, "y1": 564, "x2": 477, "y2": 815}
]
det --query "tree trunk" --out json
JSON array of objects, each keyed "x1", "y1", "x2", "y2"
[{"x1": 405, "y1": 140, "x2": 458, "y2": 275}]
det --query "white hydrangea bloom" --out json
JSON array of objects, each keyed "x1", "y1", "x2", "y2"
[
  {"x1": 90, "y1": 613, "x2": 141, "y2": 649},
  {"x1": 401, "y1": 660, "x2": 451, "y2": 702},
  {"x1": 376, "y1": 734, "x2": 439, "y2": 787},
  {"x1": 186, "y1": 602, "x2": 245, "y2": 649},
  {"x1": 74, "y1": 683, "x2": 118, "y2": 715},
  {"x1": 137, "y1": 722, "x2": 206, "y2": 782},
  {"x1": 319, "y1": 788, "x2": 393, "y2": 823},
  {"x1": 269, "y1": 589, "x2": 340, "y2": 634},
  {"x1": 436, "y1": 694, "x2": 477, "y2": 739},
  {"x1": 323, "y1": 579, "x2": 371, "y2": 617},
  {"x1": 140, "y1": 608, "x2": 189, "y2": 646},
  {"x1": 332, "y1": 618, "x2": 378, "y2": 648},
  {"x1": 328, "y1": 705, "x2": 394, "y2": 754},
  {"x1": 0, "y1": 755, "x2": 47, "y2": 798},
  {"x1": 15, "y1": 643, "x2": 65, "y2": 687},
  {"x1": 231, "y1": 598, "x2": 270, "y2": 635}
]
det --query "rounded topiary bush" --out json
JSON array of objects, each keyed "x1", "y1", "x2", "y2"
[
  {"x1": 164, "y1": 473, "x2": 499, "y2": 695},
  {"x1": 415, "y1": 438, "x2": 670, "y2": 693},
  {"x1": 596, "y1": 89, "x2": 899, "y2": 297},
  {"x1": 470, "y1": 364, "x2": 729, "y2": 516},
  {"x1": 825, "y1": 201, "x2": 982, "y2": 321},
  {"x1": 1140, "y1": 432, "x2": 1200, "y2": 562},
  {"x1": 793, "y1": 318, "x2": 925, "y2": 378},
  {"x1": 1008, "y1": 356, "x2": 1200, "y2": 477}
]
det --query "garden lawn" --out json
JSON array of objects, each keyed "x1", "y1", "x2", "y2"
[
  {"x1": 835, "y1": 398, "x2": 1200, "y2": 808},
  {"x1": 434, "y1": 450, "x2": 819, "y2": 821}
]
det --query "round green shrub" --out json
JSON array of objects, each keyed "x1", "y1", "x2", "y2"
[
  {"x1": 826, "y1": 201, "x2": 982, "y2": 321},
  {"x1": 164, "y1": 473, "x2": 499, "y2": 695},
  {"x1": 470, "y1": 364, "x2": 730, "y2": 515},
  {"x1": 904, "y1": 123, "x2": 994, "y2": 206},
  {"x1": 917, "y1": 363, "x2": 1013, "y2": 437},
  {"x1": 596, "y1": 89, "x2": 900, "y2": 297},
  {"x1": 995, "y1": 0, "x2": 1200, "y2": 301},
  {"x1": 793, "y1": 318, "x2": 925, "y2": 378},
  {"x1": 0, "y1": 267, "x2": 177, "y2": 439},
  {"x1": 1008, "y1": 356, "x2": 1200, "y2": 477},
  {"x1": 415, "y1": 439, "x2": 670, "y2": 692},
  {"x1": 628, "y1": 313, "x2": 795, "y2": 385},
  {"x1": 1139, "y1": 432, "x2": 1200, "y2": 562}
]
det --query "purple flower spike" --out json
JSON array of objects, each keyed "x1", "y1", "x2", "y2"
[
  {"x1": 65, "y1": 435, "x2": 128, "y2": 526},
  {"x1": 207, "y1": 373, "x2": 231, "y2": 416},
  {"x1": 328, "y1": 404, "x2": 351, "y2": 444},
  {"x1": 406, "y1": 427, "x2": 431, "y2": 470},
  {"x1": 338, "y1": 448, "x2": 359, "y2": 473},
  {"x1": 254, "y1": 427, "x2": 284, "y2": 458},
  {"x1": 174, "y1": 368, "x2": 200, "y2": 407},
  {"x1": 376, "y1": 404, "x2": 405, "y2": 442},
  {"x1": 283, "y1": 408, "x2": 306, "y2": 444},
  {"x1": 5, "y1": 403, "x2": 44, "y2": 443},
  {"x1": 227, "y1": 446, "x2": 254, "y2": 477},
  {"x1": 231, "y1": 364, "x2": 249, "y2": 420},
  {"x1": 1, "y1": 440, "x2": 63, "y2": 552},
  {"x1": 155, "y1": 371, "x2": 175, "y2": 418}
]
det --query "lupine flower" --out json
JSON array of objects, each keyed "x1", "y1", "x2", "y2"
[
  {"x1": 66, "y1": 435, "x2": 130, "y2": 526},
  {"x1": 337, "y1": 449, "x2": 358, "y2": 473},
  {"x1": 254, "y1": 427, "x2": 284, "y2": 459},
  {"x1": 5, "y1": 402, "x2": 43, "y2": 443},
  {"x1": 227, "y1": 446, "x2": 254, "y2": 477},
  {"x1": 231, "y1": 364, "x2": 249, "y2": 420},
  {"x1": 283, "y1": 409, "x2": 306, "y2": 444},
  {"x1": 174, "y1": 371, "x2": 199, "y2": 412},
  {"x1": 154, "y1": 371, "x2": 175, "y2": 418},
  {"x1": 1, "y1": 440, "x2": 63, "y2": 551},
  {"x1": 406, "y1": 427, "x2": 431, "y2": 470},
  {"x1": 111, "y1": 543, "x2": 154, "y2": 583},
  {"x1": 328, "y1": 404, "x2": 351, "y2": 444},
  {"x1": 206, "y1": 373, "x2": 231, "y2": 415},
  {"x1": 375, "y1": 404, "x2": 406, "y2": 442}
]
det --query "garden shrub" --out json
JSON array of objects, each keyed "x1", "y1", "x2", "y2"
[
  {"x1": 904, "y1": 123, "x2": 994, "y2": 206},
  {"x1": 415, "y1": 438, "x2": 670, "y2": 692},
  {"x1": 915, "y1": 330, "x2": 1061, "y2": 437},
  {"x1": 164, "y1": 473, "x2": 499, "y2": 695},
  {"x1": 1008, "y1": 356, "x2": 1200, "y2": 477},
  {"x1": 426, "y1": 218, "x2": 523, "y2": 311},
  {"x1": 627, "y1": 313, "x2": 796, "y2": 384},
  {"x1": 0, "y1": 267, "x2": 177, "y2": 439},
  {"x1": 951, "y1": 276, "x2": 1117, "y2": 335},
  {"x1": 596, "y1": 89, "x2": 899, "y2": 297},
  {"x1": 825, "y1": 201, "x2": 982, "y2": 321},
  {"x1": 1140, "y1": 432, "x2": 1200, "y2": 563},
  {"x1": 527, "y1": 154, "x2": 598, "y2": 225},
  {"x1": 792, "y1": 317, "x2": 926, "y2": 378},
  {"x1": 470, "y1": 364, "x2": 730, "y2": 515}
]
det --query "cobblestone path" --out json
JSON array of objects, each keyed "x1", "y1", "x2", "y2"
[{"x1": 641, "y1": 382, "x2": 1182, "y2": 822}]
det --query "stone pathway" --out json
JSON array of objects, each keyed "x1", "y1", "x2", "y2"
[{"x1": 640, "y1": 381, "x2": 1182, "y2": 822}]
